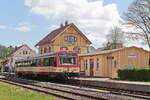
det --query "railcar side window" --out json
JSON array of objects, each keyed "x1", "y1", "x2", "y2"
[
  {"x1": 43, "y1": 58, "x2": 50, "y2": 66},
  {"x1": 22, "y1": 62, "x2": 25, "y2": 66},
  {"x1": 31, "y1": 59, "x2": 36, "y2": 66},
  {"x1": 24, "y1": 61, "x2": 26, "y2": 66},
  {"x1": 28, "y1": 60, "x2": 30, "y2": 66},
  {"x1": 40, "y1": 58, "x2": 44, "y2": 66},
  {"x1": 16, "y1": 56, "x2": 57, "y2": 67},
  {"x1": 49, "y1": 57, "x2": 56, "y2": 66},
  {"x1": 16, "y1": 62, "x2": 19, "y2": 67},
  {"x1": 37, "y1": 59, "x2": 41, "y2": 66},
  {"x1": 26, "y1": 60, "x2": 28, "y2": 66}
]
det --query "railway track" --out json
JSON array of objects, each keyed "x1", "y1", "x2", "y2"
[
  {"x1": 0, "y1": 76, "x2": 149, "y2": 100},
  {"x1": 0, "y1": 78, "x2": 109, "y2": 100},
  {"x1": 65, "y1": 79, "x2": 150, "y2": 99}
]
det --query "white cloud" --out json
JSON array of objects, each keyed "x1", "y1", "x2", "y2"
[
  {"x1": 15, "y1": 26, "x2": 31, "y2": 31},
  {"x1": 0, "y1": 22, "x2": 31, "y2": 32},
  {"x1": 18, "y1": 21, "x2": 31, "y2": 26},
  {"x1": 48, "y1": 24, "x2": 58, "y2": 30},
  {"x1": 0, "y1": 25, "x2": 7, "y2": 30},
  {"x1": 24, "y1": 0, "x2": 121, "y2": 47}
]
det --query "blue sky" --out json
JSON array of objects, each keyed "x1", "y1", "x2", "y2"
[{"x1": 0, "y1": 0, "x2": 133, "y2": 51}]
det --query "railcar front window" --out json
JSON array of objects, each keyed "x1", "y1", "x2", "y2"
[{"x1": 59, "y1": 53, "x2": 77, "y2": 66}]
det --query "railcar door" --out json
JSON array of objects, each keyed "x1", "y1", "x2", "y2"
[{"x1": 89, "y1": 59, "x2": 94, "y2": 76}]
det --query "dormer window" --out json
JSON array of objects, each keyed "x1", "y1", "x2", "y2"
[{"x1": 65, "y1": 36, "x2": 76, "y2": 44}]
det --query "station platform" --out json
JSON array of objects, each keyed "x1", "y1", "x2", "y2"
[{"x1": 74, "y1": 77, "x2": 150, "y2": 93}]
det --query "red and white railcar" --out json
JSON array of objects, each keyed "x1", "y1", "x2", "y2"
[{"x1": 15, "y1": 50, "x2": 80, "y2": 79}]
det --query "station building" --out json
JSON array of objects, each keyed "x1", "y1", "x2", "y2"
[
  {"x1": 79, "y1": 46, "x2": 150, "y2": 78},
  {"x1": 35, "y1": 22, "x2": 92, "y2": 54},
  {"x1": 35, "y1": 22, "x2": 150, "y2": 78}
]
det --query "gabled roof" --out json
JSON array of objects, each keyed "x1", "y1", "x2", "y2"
[
  {"x1": 79, "y1": 46, "x2": 150, "y2": 57},
  {"x1": 35, "y1": 23, "x2": 92, "y2": 46},
  {"x1": 8, "y1": 44, "x2": 34, "y2": 57},
  {"x1": 94, "y1": 47, "x2": 106, "y2": 52},
  {"x1": 79, "y1": 48, "x2": 121, "y2": 56},
  {"x1": 6, "y1": 45, "x2": 25, "y2": 57}
]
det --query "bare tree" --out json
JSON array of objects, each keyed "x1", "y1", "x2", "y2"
[
  {"x1": 123, "y1": 0, "x2": 150, "y2": 49},
  {"x1": 107, "y1": 26, "x2": 125, "y2": 44},
  {"x1": 102, "y1": 26, "x2": 125, "y2": 49}
]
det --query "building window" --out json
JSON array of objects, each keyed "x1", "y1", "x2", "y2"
[
  {"x1": 49, "y1": 47, "x2": 51, "y2": 52},
  {"x1": 96, "y1": 58, "x2": 99, "y2": 70},
  {"x1": 85, "y1": 59, "x2": 88, "y2": 70},
  {"x1": 44, "y1": 48, "x2": 47, "y2": 53},
  {"x1": 65, "y1": 36, "x2": 77, "y2": 44},
  {"x1": 46, "y1": 48, "x2": 49, "y2": 53},
  {"x1": 60, "y1": 47, "x2": 68, "y2": 51},
  {"x1": 23, "y1": 51, "x2": 28, "y2": 55},
  {"x1": 40, "y1": 48, "x2": 43, "y2": 54},
  {"x1": 73, "y1": 47, "x2": 80, "y2": 53}
]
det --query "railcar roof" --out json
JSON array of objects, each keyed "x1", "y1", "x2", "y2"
[
  {"x1": 16, "y1": 51, "x2": 57, "y2": 61},
  {"x1": 16, "y1": 50, "x2": 77, "y2": 62}
]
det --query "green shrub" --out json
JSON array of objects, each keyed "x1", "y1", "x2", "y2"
[{"x1": 117, "y1": 68, "x2": 150, "y2": 81}]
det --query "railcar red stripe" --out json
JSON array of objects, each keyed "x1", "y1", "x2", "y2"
[{"x1": 16, "y1": 71, "x2": 60, "y2": 75}]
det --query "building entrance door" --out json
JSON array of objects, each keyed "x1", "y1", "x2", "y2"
[{"x1": 90, "y1": 59, "x2": 94, "y2": 76}]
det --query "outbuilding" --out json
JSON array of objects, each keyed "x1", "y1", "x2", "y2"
[{"x1": 79, "y1": 46, "x2": 150, "y2": 78}]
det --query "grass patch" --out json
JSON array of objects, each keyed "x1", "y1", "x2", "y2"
[{"x1": 0, "y1": 82, "x2": 55, "y2": 100}]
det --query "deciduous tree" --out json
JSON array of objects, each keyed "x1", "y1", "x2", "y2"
[
  {"x1": 103, "y1": 26, "x2": 125, "y2": 49},
  {"x1": 123, "y1": 0, "x2": 150, "y2": 49}
]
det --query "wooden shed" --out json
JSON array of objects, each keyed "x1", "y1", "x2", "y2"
[{"x1": 79, "y1": 46, "x2": 150, "y2": 78}]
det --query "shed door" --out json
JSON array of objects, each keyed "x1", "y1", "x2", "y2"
[{"x1": 90, "y1": 59, "x2": 94, "y2": 76}]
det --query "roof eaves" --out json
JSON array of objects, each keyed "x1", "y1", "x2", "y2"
[
  {"x1": 79, "y1": 48, "x2": 123, "y2": 57},
  {"x1": 50, "y1": 24, "x2": 71, "y2": 42},
  {"x1": 71, "y1": 24, "x2": 92, "y2": 44},
  {"x1": 35, "y1": 25, "x2": 70, "y2": 47}
]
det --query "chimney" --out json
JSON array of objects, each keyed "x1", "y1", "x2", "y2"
[
  {"x1": 60, "y1": 23, "x2": 63, "y2": 28},
  {"x1": 65, "y1": 20, "x2": 68, "y2": 26}
]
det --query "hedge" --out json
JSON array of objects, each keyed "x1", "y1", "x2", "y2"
[{"x1": 117, "y1": 68, "x2": 150, "y2": 81}]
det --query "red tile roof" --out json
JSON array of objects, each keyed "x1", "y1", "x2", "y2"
[
  {"x1": 6, "y1": 45, "x2": 25, "y2": 57},
  {"x1": 35, "y1": 24, "x2": 70, "y2": 46},
  {"x1": 35, "y1": 23, "x2": 92, "y2": 46},
  {"x1": 7, "y1": 44, "x2": 35, "y2": 57},
  {"x1": 94, "y1": 47, "x2": 106, "y2": 52}
]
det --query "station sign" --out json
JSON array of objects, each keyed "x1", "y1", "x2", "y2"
[
  {"x1": 106, "y1": 56, "x2": 114, "y2": 60},
  {"x1": 128, "y1": 53, "x2": 137, "y2": 58},
  {"x1": 124, "y1": 65, "x2": 135, "y2": 69}
]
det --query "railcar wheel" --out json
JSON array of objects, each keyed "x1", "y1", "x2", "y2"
[{"x1": 55, "y1": 73, "x2": 68, "y2": 81}]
